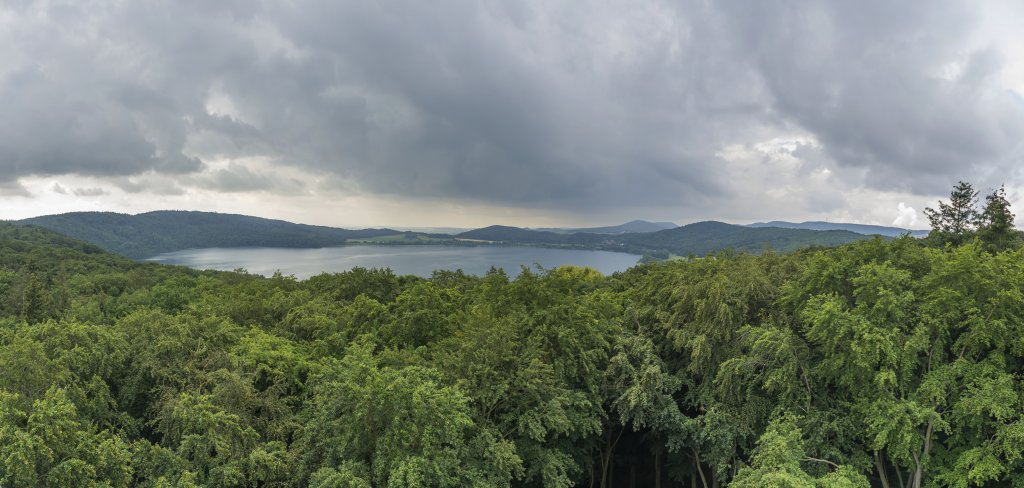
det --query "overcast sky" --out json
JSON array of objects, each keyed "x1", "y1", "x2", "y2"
[{"x1": 2, "y1": 0, "x2": 1024, "y2": 228}]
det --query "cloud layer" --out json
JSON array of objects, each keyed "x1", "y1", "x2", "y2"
[{"x1": 2, "y1": 0, "x2": 1023, "y2": 226}]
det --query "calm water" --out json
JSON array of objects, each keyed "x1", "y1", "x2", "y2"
[{"x1": 145, "y1": 245, "x2": 641, "y2": 279}]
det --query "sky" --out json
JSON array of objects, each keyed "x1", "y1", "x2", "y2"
[{"x1": 2, "y1": 0, "x2": 1024, "y2": 229}]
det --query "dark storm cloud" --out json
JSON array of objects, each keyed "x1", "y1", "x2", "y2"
[
  {"x1": 0, "y1": 66, "x2": 165, "y2": 180},
  {"x1": 1, "y1": 0, "x2": 1022, "y2": 213},
  {"x1": 0, "y1": 8, "x2": 203, "y2": 182},
  {"x1": 205, "y1": 0, "x2": 754, "y2": 207}
]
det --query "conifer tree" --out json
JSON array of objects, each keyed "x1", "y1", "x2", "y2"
[
  {"x1": 976, "y1": 185, "x2": 1016, "y2": 251},
  {"x1": 925, "y1": 181, "x2": 979, "y2": 246}
]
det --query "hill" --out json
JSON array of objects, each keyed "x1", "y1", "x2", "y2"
[
  {"x1": 536, "y1": 220, "x2": 677, "y2": 234},
  {"x1": 623, "y1": 221, "x2": 873, "y2": 257},
  {"x1": 0, "y1": 221, "x2": 138, "y2": 282},
  {"x1": 748, "y1": 220, "x2": 929, "y2": 237},
  {"x1": 0, "y1": 221, "x2": 108, "y2": 256},
  {"x1": 457, "y1": 221, "x2": 873, "y2": 257},
  {"x1": 456, "y1": 225, "x2": 601, "y2": 245},
  {"x1": 17, "y1": 211, "x2": 400, "y2": 259}
]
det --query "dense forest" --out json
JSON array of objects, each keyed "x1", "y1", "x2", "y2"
[{"x1": 1, "y1": 183, "x2": 1022, "y2": 487}]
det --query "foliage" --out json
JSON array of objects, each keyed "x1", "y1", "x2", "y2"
[
  {"x1": 0, "y1": 205, "x2": 1022, "y2": 487},
  {"x1": 925, "y1": 180, "x2": 980, "y2": 246},
  {"x1": 976, "y1": 185, "x2": 1019, "y2": 252},
  {"x1": 926, "y1": 181, "x2": 1023, "y2": 250}
]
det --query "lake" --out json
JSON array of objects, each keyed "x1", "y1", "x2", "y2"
[{"x1": 145, "y1": 245, "x2": 641, "y2": 279}]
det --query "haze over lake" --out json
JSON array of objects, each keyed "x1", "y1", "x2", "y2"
[{"x1": 145, "y1": 245, "x2": 641, "y2": 279}]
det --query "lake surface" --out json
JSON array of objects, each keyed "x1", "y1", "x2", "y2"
[{"x1": 145, "y1": 245, "x2": 641, "y2": 279}]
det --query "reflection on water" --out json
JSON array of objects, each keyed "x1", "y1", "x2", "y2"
[{"x1": 145, "y1": 245, "x2": 641, "y2": 279}]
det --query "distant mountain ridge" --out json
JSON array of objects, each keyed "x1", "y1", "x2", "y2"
[
  {"x1": 535, "y1": 220, "x2": 677, "y2": 234},
  {"x1": 747, "y1": 220, "x2": 930, "y2": 237},
  {"x1": 15, "y1": 211, "x2": 877, "y2": 261},
  {"x1": 456, "y1": 225, "x2": 601, "y2": 245}
]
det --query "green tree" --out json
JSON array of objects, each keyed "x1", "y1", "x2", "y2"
[
  {"x1": 297, "y1": 341, "x2": 522, "y2": 487},
  {"x1": 18, "y1": 272, "x2": 48, "y2": 323},
  {"x1": 153, "y1": 391, "x2": 289, "y2": 487},
  {"x1": 925, "y1": 181, "x2": 979, "y2": 246},
  {"x1": 0, "y1": 387, "x2": 132, "y2": 487},
  {"x1": 976, "y1": 185, "x2": 1018, "y2": 252},
  {"x1": 731, "y1": 416, "x2": 868, "y2": 488}
]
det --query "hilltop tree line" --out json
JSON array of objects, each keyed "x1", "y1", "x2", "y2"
[{"x1": 0, "y1": 182, "x2": 1021, "y2": 487}]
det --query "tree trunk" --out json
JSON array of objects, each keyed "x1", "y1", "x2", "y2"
[
  {"x1": 911, "y1": 453, "x2": 922, "y2": 488},
  {"x1": 910, "y1": 419, "x2": 935, "y2": 488},
  {"x1": 874, "y1": 451, "x2": 891, "y2": 488},
  {"x1": 600, "y1": 428, "x2": 623, "y2": 488},
  {"x1": 610, "y1": 454, "x2": 615, "y2": 488},
  {"x1": 629, "y1": 462, "x2": 636, "y2": 488},
  {"x1": 655, "y1": 451, "x2": 662, "y2": 488},
  {"x1": 589, "y1": 458, "x2": 595, "y2": 488},
  {"x1": 692, "y1": 449, "x2": 710, "y2": 488}
]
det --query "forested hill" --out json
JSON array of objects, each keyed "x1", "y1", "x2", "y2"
[
  {"x1": 0, "y1": 221, "x2": 109, "y2": 257},
  {"x1": 4, "y1": 213, "x2": 1024, "y2": 486},
  {"x1": 535, "y1": 219, "x2": 677, "y2": 234},
  {"x1": 458, "y1": 220, "x2": 873, "y2": 257},
  {"x1": 455, "y1": 225, "x2": 604, "y2": 244},
  {"x1": 622, "y1": 220, "x2": 872, "y2": 256},
  {"x1": 17, "y1": 211, "x2": 399, "y2": 258}
]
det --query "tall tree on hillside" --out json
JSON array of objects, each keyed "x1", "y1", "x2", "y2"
[
  {"x1": 976, "y1": 185, "x2": 1017, "y2": 252},
  {"x1": 925, "y1": 181, "x2": 979, "y2": 246}
]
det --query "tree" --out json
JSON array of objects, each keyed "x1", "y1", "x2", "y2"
[
  {"x1": 976, "y1": 185, "x2": 1018, "y2": 252},
  {"x1": 731, "y1": 416, "x2": 868, "y2": 488},
  {"x1": 296, "y1": 341, "x2": 522, "y2": 487},
  {"x1": 0, "y1": 387, "x2": 133, "y2": 487},
  {"x1": 18, "y1": 272, "x2": 47, "y2": 323},
  {"x1": 925, "y1": 181, "x2": 979, "y2": 246}
]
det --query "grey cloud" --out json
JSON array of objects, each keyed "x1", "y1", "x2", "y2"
[
  {"x1": 73, "y1": 187, "x2": 107, "y2": 197},
  {"x1": 0, "y1": 67, "x2": 160, "y2": 180},
  {"x1": 231, "y1": 0, "x2": 745, "y2": 209},
  {"x1": 0, "y1": 180, "x2": 30, "y2": 198},
  {"x1": 719, "y1": 0, "x2": 1024, "y2": 194},
  {"x1": 195, "y1": 163, "x2": 307, "y2": 194},
  {"x1": 51, "y1": 182, "x2": 107, "y2": 197},
  {"x1": 2, "y1": 0, "x2": 1024, "y2": 219},
  {"x1": 112, "y1": 176, "x2": 186, "y2": 196},
  {"x1": 0, "y1": 23, "x2": 201, "y2": 182}
]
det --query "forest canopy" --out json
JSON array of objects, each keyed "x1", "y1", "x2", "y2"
[{"x1": 0, "y1": 182, "x2": 1022, "y2": 487}]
